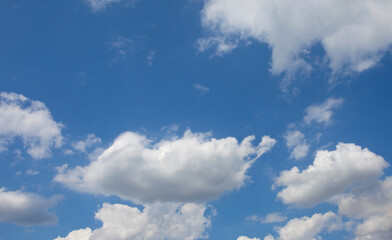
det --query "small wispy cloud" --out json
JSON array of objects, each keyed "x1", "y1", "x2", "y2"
[
  {"x1": 146, "y1": 50, "x2": 156, "y2": 66},
  {"x1": 83, "y1": 0, "x2": 123, "y2": 12},
  {"x1": 246, "y1": 212, "x2": 287, "y2": 224},
  {"x1": 194, "y1": 84, "x2": 210, "y2": 93},
  {"x1": 304, "y1": 97, "x2": 344, "y2": 125}
]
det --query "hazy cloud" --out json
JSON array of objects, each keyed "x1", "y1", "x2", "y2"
[{"x1": 0, "y1": 188, "x2": 61, "y2": 227}]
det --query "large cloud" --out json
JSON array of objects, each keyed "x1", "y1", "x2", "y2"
[
  {"x1": 200, "y1": 0, "x2": 392, "y2": 84},
  {"x1": 0, "y1": 92, "x2": 63, "y2": 159},
  {"x1": 0, "y1": 187, "x2": 61, "y2": 227},
  {"x1": 274, "y1": 142, "x2": 388, "y2": 207},
  {"x1": 334, "y1": 177, "x2": 392, "y2": 240},
  {"x1": 55, "y1": 202, "x2": 211, "y2": 240},
  {"x1": 55, "y1": 130, "x2": 275, "y2": 204}
]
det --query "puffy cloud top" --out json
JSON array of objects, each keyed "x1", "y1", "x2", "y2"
[
  {"x1": 275, "y1": 143, "x2": 388, "y2": 207},
  {"x1": 273, "y1": 212, "x2": 342, "y2": 240},
  {"x1": 55, "y1": 130, "x2": 275, "y2": 204},
  {"x1": 55, "y1": 202, "x2": 211, "y2": 240},
  {"x1": 0, "y1": 188, "x2": 61, "y2": 227},
  {"x1": 0, "y1": 92, "x2": 63, "y2": 159},
  {"x1": 200, "y1": 0, "x2": 392, "y2": 83}
]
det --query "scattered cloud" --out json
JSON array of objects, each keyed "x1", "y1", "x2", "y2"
[
  {"x1": 237, "y1": 236, "x2": 261, "y2": 240},
  {"x1": 26, "y1": 169, "x2": 39, "y2": 176},
  {"x1": 284, "y1": 130, "x2": 309, "y2": 160},
  {"x1": 108, "y1": 36, "x2": 138, "y2": 58},
  {"x1": 274, "y1": 143, "x2": 388, "y2": 207},
  {"x1": 55, "y1": 202, "x2": 212, "y2": 240},
  {"x1": 199, "y1": 0, "x2": 392, "y2": 88},
  {"x1": 304, "y1": 97, "x2": 344, "y2": 125},
  {"x1": 265, "y1": 212, "x2": 342, "y2": 240},
  {"x1": 83, "y1": 0, "x2": 123, "y2": 12},
  {"x1": 0, "y1": 188, "x2": 61, "y2": 227},
  {"x1": 55, "y1": 130, "x2": 275, "y2": 204},
  {"x1": 71, "y1": 134, "x2": 101, "y2": 153},
  {"x1": 194, "y1": 84, "x2": 210, "y2": 93},
  {"x1": 146, "y1": 50, "x2": 156, "y2": 66},
  {"x1": 0, "y1": 92, "x2": 63, "y2": 159},
  {"x1": 247, "y1": 212, "x2": 287, "y2": 224}
]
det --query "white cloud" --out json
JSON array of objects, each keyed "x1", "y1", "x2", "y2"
[
  {"x1": 268, "y1": 212, "x2": 342, "y2": 240},
  {"x1": 194, "y1": 84, "x2": 210, "y2": 93},
  {"x1": 55, "y1": 202, "x2": 212, "y2": 240},
  {"x1": 247, "y1": 212, "x2": 287, "y2": 224},
  {"x1": 83, "y1": 0, "x2": 123, "y2": 12},
  {"x1": 0, "y1": 92, "x2": 63, "y2": 159},
  {"x1": 55, "y1": 130, "x2": 275, "y2": 204},
  {"x1": 263, "y1": 235, "x2": 274, "y2": 240},
  {"x1": 334, "y1": 177, "x2": 392, "y2": 240},
  {"x1": 55, "y1": 228, "x2": 93, "y2": 240},
  {"x1": 237, "y1": 236, "x2": 261, "y2": 240},
  {"x1": 199, "y1": 0, "x2": 392, "y2": 84},
  {"x1": 0, "y1": 187, "x2": 61, "y2": 227},
  {"x1": 284, "y1": 130, "x2": 309, "y2": 160},
  {"x1": 275, "y1": 143, "x2": 388, "y2": 207},
  {"x1": 72, "y1": 134, "x2": 101, "y2": 153},
  {"x1": 304, "y1": 97, "x2": 344, "y2": 125}
]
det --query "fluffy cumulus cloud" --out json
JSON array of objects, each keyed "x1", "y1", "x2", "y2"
[
  {"x1": 55, "y1": 202, "x2": 212, "y2": 240},
  {"x1": 334, "y1": 177, "x2": 392, "y2": 240},
  {"x1": 55, "y1": 130, "x2": 275, "y2": 204},
  {"x1": 0, "y1": 92, "x2": 63, "y2": 159},
  {"x1": 304, "y1": 97, "x2": 343, "y2": 125},
  {"x1": 275, "y1": 142, "x2": 388, "y2": 207},
  {"x1": 200, "y1": 0, "x2": 392, "y2": 83},
  {"x1": 266, "y1": 212, "x2": 342, "y2": 240},
  {"x1": 284, "y1": 130, "x2": 309, "y2": 160},
  {"x1": 0, "y1": 188, "x2": 61, "y2": 227}
]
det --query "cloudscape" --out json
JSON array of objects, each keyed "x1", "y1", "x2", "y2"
[{"x1": 0, "y1": 1, "x2": 391, "y2": 239}]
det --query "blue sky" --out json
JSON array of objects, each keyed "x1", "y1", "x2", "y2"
[{"x1": 0, "y1": 0, "x2": 392, "y2": 239}]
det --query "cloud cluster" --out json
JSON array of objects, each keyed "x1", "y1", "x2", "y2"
[
  {"x1": 275, "y1": 142, "x2": 388, "y2": 207},
  {"x1": 55, "y1": 131, "x2": 275, "y2": 204},
  {"x1": 0, "y1": 92, "x2": 63, "y2": 159},
  {"x1": 268, "y1": 141, "x2": 392, "y2": 239},
  {"x1": 335, "y1": 177, "x2": 392, "y2": 240},
  {"x1": 55, "y1": 202, "x2": 212, "y2": 240},
  {"x1": 200, "y1": 0, "x2": 392, "y2": 83},
  {"x1": 0, "y1": 188, "x2": 61, "y2": 227}
]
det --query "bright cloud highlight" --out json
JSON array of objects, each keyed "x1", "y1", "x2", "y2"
[{"x1": 0, "y1": 92, "x2": 63, "y2": 159}]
